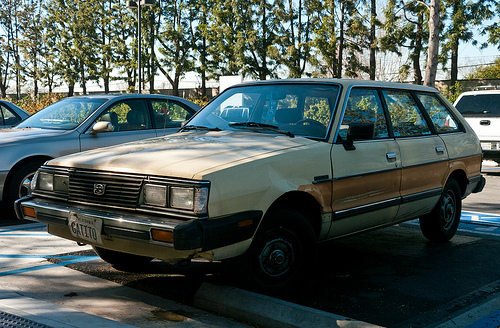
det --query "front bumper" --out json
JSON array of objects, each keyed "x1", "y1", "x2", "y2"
[{"x1": 16, "y1": 196, "x2": 262, "y2": 255}]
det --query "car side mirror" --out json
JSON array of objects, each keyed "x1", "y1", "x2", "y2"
[
  {"x1": 343, "y1": 122, "x2": 375, "y2": 151},
  {"x1": 91, "y1": 121, "x2": 113, "y2": 133}
]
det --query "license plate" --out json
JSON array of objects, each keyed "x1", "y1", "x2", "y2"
[
  {"x1": 481, "y1": 142, "x2": 492, "y2": 150},
  {"x1": 68, "y1": 212, "x2": 103, "y2": 244}
]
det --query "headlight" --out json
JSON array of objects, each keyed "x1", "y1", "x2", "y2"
[
  {"x1": 141, "y1": 182, "x2": 209, "y2": 215},
  {"x1": 170, "y1": 186, "x2": 209, "y2": 214},
  {"x1": 38, "y1": 172, "x2": 54, "y2": 191},
  {"x1": 37, "y1": 172, "x2": 69, "y2": 193},
  {"x1": 143, "y1": 184, "x2": 167, "y2": 207}
]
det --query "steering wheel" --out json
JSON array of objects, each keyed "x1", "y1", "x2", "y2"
[{"x1": 294, "y1": 119, "x2": 327, "y2": 137}]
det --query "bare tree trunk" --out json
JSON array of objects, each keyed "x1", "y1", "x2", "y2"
[
  {"x1": 369, "y1": 0, "x2": 376, "y2": 80},
  {"x1": 424, "y1": 0, "x2": 440, "y2": 87}
]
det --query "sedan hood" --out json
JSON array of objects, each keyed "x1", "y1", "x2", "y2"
[
  {"x1": 49, "y1": 131, "x2": 316, "y2": 179},
  {"x1": 0, "y1": 127, "x2": 68, "y2": 143}
]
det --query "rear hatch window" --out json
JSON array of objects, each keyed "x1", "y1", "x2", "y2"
[{"x1": 455, "y1": 94, "x2": 500, "y2": 117}]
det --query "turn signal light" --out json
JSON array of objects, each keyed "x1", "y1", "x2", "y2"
[
  {"x1": 238, "y1": 218, "x2": 253, "y2": 228},
  {"x1": 22, "y1": 206, "x2": 36, "y2": 218},
  {"x1": 151, "y1": 229, "x2": 174, "y2": 243}
]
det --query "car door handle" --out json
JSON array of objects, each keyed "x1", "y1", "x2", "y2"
[
  {"x1": 386, "y1": 152, "x2": 397, "y2": 160},
  {"x1": 480, "y1": 120, "x2": 491, "y2": 126},
  {"x1": 435, "y1": 146, "x2": 445, "y2": 154}
]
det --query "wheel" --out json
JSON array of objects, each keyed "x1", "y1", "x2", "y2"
[
  {"x1": 419, "y1": 178, "x2": 461, "y2": 242},
  {"x1": 93, "y1": 246, "x2": 153, "y2": 269},
  {"x1": 5, "y1": 161, "x2": 45, "y2": 212},
  {"x1": 232, "y1": 208, "x2": 317, "y2": 293}
]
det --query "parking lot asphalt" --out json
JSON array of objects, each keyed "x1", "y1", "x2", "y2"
[{"x1": 0, "y1": 220, "x2": 499, "y2": 328}]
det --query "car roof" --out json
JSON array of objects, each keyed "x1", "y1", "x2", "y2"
[
  {"x1": 231, "y1": 78, "x2": 438, "y2": 92},
  {"x1": 61, "y1": 94, "x2": 201, "y2": 110},
  {"x1": 457, "y1": 90, "x2": 500, "y2": 96}
]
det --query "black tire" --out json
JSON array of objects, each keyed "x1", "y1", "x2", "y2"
[
  {"x1": 93, "y1": 246, "x2": 153, "y2": 269},
  {"x1": 5, "y1": 161, "x2": 45, "y2": 213},
  {"x1": 232, "y1": 208, "x2": 317, "y2": 293},
  {"x1": 419, "y1": 178, "x2": 462, "y2": 243}
]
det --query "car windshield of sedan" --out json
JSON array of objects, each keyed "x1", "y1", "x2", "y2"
[
  {"x1": 16, "y1": 97, "x2": 108, "y2": 130},
  {"x1": 185, "y1": 83, "x2": 340, "y2": 139}
]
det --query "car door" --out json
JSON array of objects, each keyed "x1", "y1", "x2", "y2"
[
  {"x1": 382, "y1": 89, "x2": 449, "y2": 221},
  {"x1": 80, "y1": 99, "x2": 157, "y2": 151},
  {"x1": 150, "y1": 99, "x2": 195, "y2": 136},
  {"x1": 328, "y1": 87, "x2": 402, "y2": 239}
]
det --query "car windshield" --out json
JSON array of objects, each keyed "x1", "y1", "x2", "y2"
[
  {"x1": 455, "y1": 93, "x2": 500, "y2": 117},
  {"x1": 16, "y1": 97, "x2": 108, "y2": 130},
  {"x1": 185, "y1": 83, "x2": 340, "y2": 139}
]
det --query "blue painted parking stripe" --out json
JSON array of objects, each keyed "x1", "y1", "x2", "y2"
[
  {"x1": 0, "y1": 255, "x2": 100, "y2": 277},
  {"x1": 461, "y1": 211, "x2": 500, "y2": 227},
  {"x1": 466, "y1": 309, "x2": 500, "y2": 328},
  {"x1": 0, "y1": 224, "x2": 46, "y2": 233}
]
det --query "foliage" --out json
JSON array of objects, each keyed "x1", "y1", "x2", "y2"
[
  {"x1": 0, "y1": 0, "x2": 499, "y2": 99},
  {"x1": 16, "y1": 93, "x2": 66, "y2": 114},
  {"x1": 466, "y1": 57, "x2": 500, "y2": 79}
]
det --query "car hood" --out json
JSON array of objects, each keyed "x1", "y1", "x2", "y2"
[
  {"x1": 49, "y1": 131, "x2": 317, "y2": 179},
  {"x1": 0, "y1": 127, "x2": 68, "y2": 142}
]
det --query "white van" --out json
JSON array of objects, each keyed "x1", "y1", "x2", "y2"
[{"x1": 454, "y1": 90, "x2": 500, "y2": 162}]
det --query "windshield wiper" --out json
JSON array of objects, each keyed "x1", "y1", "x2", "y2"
[
  {"x1": 229, "y1": 122, "x2": 294, "y2": 138},
  {"x1": 180, "y1": 125, "x2": 222, "y2": 132}
]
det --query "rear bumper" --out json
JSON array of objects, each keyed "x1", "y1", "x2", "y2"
[{"x1": 16, "y1": 196, "x2": 262, "y2": 254}]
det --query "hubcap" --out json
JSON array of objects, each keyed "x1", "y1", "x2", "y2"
[
  {"x1": 19, "y1": 173, "x2": 35, "y2": 198},
  {"x1": 440, "y1": 191, "x2": 456, "y2": 230},
  {"x1": 258, "y1": 237, "x2": 294, "y2": 277}
]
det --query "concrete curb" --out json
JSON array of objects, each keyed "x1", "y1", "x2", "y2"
[{"x1": 194, "y1": 283, "x2": 383, "y2": 328}]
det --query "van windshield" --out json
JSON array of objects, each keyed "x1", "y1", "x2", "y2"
[{"x1": 455, "y1": 94, "x2": 500, "y2": 117}]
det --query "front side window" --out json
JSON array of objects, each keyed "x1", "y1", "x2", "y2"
[
  {"x1": 339, "y1": 88, "x2": 389, "y2": 140},
  {"x1": 417, "y1": 93, "x2": 459, "y2": 133},
  {"x1": 186, "y1": 84, "x2": 340, "y2": 139},
  {"x1": 151, "y1": 100, "x2": 192, "y2": 129},
  {"x1": 96, "y1": 99, "x2": 151, "y2": 132},
  {"x1": 383, "y1": 90, "x2": 431, "y2": 137}
]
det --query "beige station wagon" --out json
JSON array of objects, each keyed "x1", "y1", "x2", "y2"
[{"x1": 17, "y1": 79, "x2": 485, "y2": 291}]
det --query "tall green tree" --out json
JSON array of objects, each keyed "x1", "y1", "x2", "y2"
[
  {"x1": 270, "y1": 0, "x2": 314, "y2": 78},
  {"x1": 0, "y1": 0, "x2": 21, "y2": 98},
  {"x1": 240, "y1": 0, "x2": 278, "y2": 80},
  {"x1": 380, "y1": 0, "x2": 428, "y2": 83},
  {"x1": 43, "y1": 0, "x2": 99, "y2": 95},
  {"x1": 157, "y1": 0, "x2": 195, "y2": 96},
  {"x1": 18, "y1": 0, "x2": 45, "y2": 96}
]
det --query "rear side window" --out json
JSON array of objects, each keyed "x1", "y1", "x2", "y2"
[
  {"x1": 455, "y1": 94, "x2": 500, "y2": 116},
  {"x1": 417, "y1": 93, "x2": 460, "y2": 133},
  {"x1": 382, "y1": 90, "x2": 431, "y2": 137}
]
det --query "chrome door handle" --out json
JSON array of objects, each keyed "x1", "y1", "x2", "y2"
[{"x1": 386, "y1": 152, "x2": 397, "y2": 160}]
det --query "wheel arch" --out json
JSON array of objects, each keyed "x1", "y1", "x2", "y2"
[
  {"x1": 447, "y1": 169, "x2": 468, "y2": 197},
  {"x1": 266, "y1": 191, "x2": 323, "y2": 238},
  {"x1": 3, "y1": 155, "x2": 53, "y2": 197}
]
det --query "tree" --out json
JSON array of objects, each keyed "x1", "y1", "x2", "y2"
[
  {"x1": 270, "y1": 0, "x2": 314, "y2": 78},
  {"x1": 0, "y1": 0, "x2": 21, "y2": 98},
  {"x1": 423, "y1": 0, "x2": 440, "y2": 87},
  {"x1": 466, "y1": 57, "x2": 500, "y2": 79},
  {"x1": 380, "y1": 0, "x2": 428, "y2": 84},
  {"x1": 157, "y1": 0, "x2": 195, "y2": 96},
  {"x1": 238, "y1": 0, "x2": 278, "y2": 80}
]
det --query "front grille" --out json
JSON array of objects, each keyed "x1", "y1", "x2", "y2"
[{"x1": 68, "y1": 170, "x2": 145, "y2": 208}]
